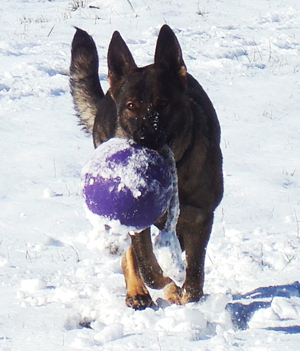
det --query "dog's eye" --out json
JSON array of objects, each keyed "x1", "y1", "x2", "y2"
[{"x1": 126, "y1": 102, "x2": 135, "y2": 111}]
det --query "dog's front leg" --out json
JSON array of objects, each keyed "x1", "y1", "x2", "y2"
[
  {"x1": 177, "y1": 206, "x2": 213, "y2": 304},
  {"x1": 122, "y1": 228, "x2": 175, "y2": 309},
  {"x1": 122, "y1": 246, "x2": 154, "y2": 310},
  {"x1": 130, "y1": 228, "x2": 173, "y2": 289}
]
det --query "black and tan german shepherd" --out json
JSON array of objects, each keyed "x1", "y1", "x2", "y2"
[{"x1": 70, "y1": 25, "x2": 223, "y2": 310}]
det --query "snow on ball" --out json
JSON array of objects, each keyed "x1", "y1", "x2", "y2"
[{"x1": 82, "y1": 138, "x2": 174, "y2": 232}]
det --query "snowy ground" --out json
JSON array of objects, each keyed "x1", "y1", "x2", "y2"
[{"x1": 1, "y1": 0, "x2": 300, "y2": 350}]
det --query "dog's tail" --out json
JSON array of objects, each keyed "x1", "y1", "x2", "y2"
[{"x1": 70, "y1": 28, "x2": 104, "y2": 134}]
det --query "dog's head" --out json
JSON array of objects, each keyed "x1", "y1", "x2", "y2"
[{"x1": 107, "y1": 25, "x2": 192, "y2": 151}]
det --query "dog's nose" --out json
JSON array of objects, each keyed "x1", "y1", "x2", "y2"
[{"x1": 135, "y1": 128, "x2": 166, "y2": 151}]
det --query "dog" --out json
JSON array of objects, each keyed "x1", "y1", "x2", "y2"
[{"x1": 70, "y1": 25, "x2": 223, "y2": 310}]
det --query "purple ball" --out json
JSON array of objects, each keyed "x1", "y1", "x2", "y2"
[{"x1": 82, "y1": 138, "x2": 173, "y2": 231}]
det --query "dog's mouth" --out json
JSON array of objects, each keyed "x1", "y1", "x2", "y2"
[{"x1": 133, "y1": 128, "x2": 167, "y2": 151}]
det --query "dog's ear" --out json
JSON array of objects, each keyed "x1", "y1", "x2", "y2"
[
  {"x1": 154, "y1": 25, "x2": 187, "y2": 89},
  {"x1": 108, "y1": 31, "x2": 137, "y2": 91}
]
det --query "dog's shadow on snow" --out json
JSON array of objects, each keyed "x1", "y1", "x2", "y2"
[{"x1": 226, "y1": 281, "x2": 300, "y2": 332}]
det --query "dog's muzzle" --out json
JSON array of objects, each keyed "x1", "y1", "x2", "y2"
[{"x1": 133, "y1": 113, "x2": 167, "y2": 150}]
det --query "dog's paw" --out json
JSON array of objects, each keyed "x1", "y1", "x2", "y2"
[
  {"x1": 180, "y1": 284, "x2": 204, "y2": 305},
  {"x1": 164, "y1": 282, "x2": 204, "y2": 305},
  {"x1": 163, "y1": 282, "x2": 182, "y2": 305},
  {"x1": 125, "y1": 293, "x2": 155, "y2": 310}
]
